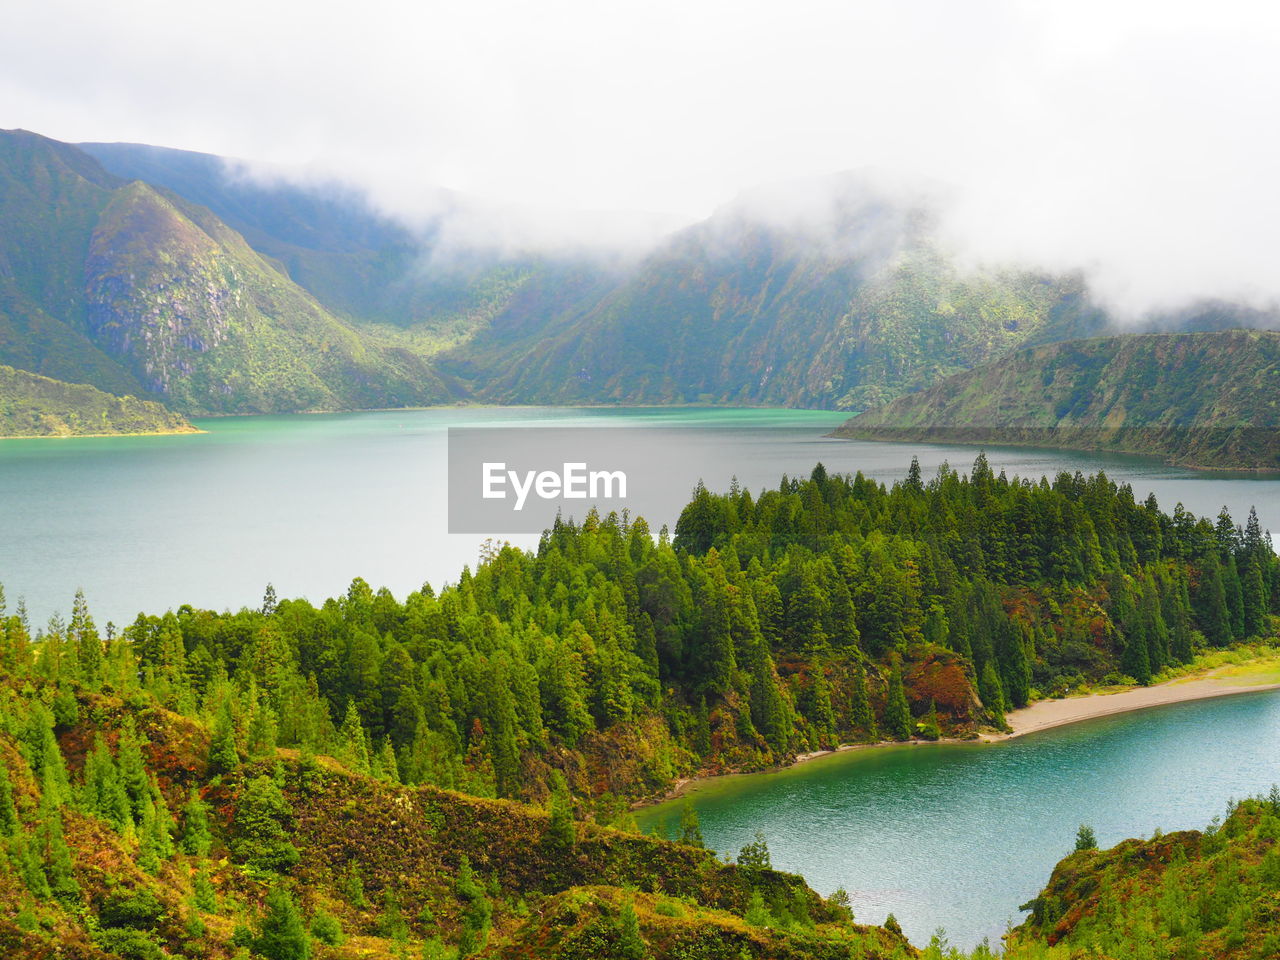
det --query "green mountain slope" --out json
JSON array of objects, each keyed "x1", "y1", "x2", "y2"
[
  {"x1": 81, "y1": 140, "x2": 552, "y2": 344},
  {"x1": 440, "y1": 184, "x2": 1110, "y2": 410},
  {"x1": 0, "y1": 130, "x2": 455, "y2": 414},
  {"x1": 0, "y1": 363, "x2": 195, "y2": 437},
  {"x1": 833, "y1": 330, "x2": 1280, "y2": 469}
]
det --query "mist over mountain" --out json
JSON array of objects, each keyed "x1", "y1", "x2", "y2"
[{"x1": 1, "y1": 127, "x2": 1277, "y2": 422}]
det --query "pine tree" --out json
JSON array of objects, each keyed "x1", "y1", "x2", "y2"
[
  {"x1": 850, "y1": 660, "x2": 877, "y2": 741},
  {"x1": 0, "y1": 756, "x2": 17, "y2": 836},
  {"x1": 679, "y1": 800, "x2": 704, "y2": 847},
  {"x1": 69, "y1": 590, "x2": 103, "y2": 689},
  {"x1": 455, "y1": 856, "x2": 493, "y2": 957},
  {"x1": 547, "y1": 770, "x2": 575, "y2": 848},
  {"x1": 232, "y1": 774, "x2": 300, "y2": 875},
  {"x1": 337, "y1": 701, "x2": 371, "y2": 776},
  {"x1": 255, "y1": 884, "x2": 310, "y2": 960},
  {"x1": 182, "y1": 787, "x2": 213, "y2": 856},
  {"x1": 208, "y1": 704, "x2": 241, "y2": 775},
  {"x1": 979, "y1": 661, "x2": 1006, "y2": 726},
  {"x1": 81, "y1": 733, "x2": 131, "y2": 830},
  {"x1": 38, "y1": 790, "x2": 79, "y2": 903},
  {"x1": 616, "y1": 896, "x2": 647, "y2": 959},
  {"x1": 193, "y1": 862, "x2": 218, "y2": 911},
  {"x1": 885, "y1": 665, "x2": 913, "y2": 741}
]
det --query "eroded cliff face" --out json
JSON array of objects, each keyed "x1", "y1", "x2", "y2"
[{"x1": 79, "y1": 180, "x2": 453, "y2": 414}]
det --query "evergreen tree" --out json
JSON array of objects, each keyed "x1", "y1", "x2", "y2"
[
  {"x1": 616, "y1": 896, "x2": 648, "y2": 960},
  {"x1": 547, "y1": 770, "x2": 575, "y2": 848},
  {"x1": 850, "y1": 660, "x2": 877, "y2": 741},
  {"x1": 255, "y1": 884, "x2": 310, "y2": 960},
  {"x1": 1075, "y1": 824, "x2": 1098, "y2": 851},
  {"x1": 232, "y1": 774, "x2": 300, "y2": 875},
  {"x1": 182, "y1": 787, "x2": 213, "y2": 857},
  {"x1": 0, "y1": 756, "x2": 18, "y2": 836},
  {"x1": 69, "y1": 590, "x2": 103, "y2": 689},
  {"x1": 208, "y1": 704, "x2": 241, "y2": 775},
  {"x1": 885, "y1": 664, "x2": 913, "y2": 741},
  {"x1": 979, "y1": 661, "x2": 1006, "y2": 726},
  {"x1": 455, "y1": 856, "x2": 493, "y2": 957},
  {"x1": 337, "y1": 701, "x2": 371, "y2": 776},
  {"x1": 679, "y1": 801, "x2": 704, "y2": 848}
]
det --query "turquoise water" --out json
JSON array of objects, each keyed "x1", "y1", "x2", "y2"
[
  {"x1": 638, "y1": 688, "x2": 1280, "y2": 948},
  {"x1": 0, "y1": 405, "x2": 1277, "y2": 628}
]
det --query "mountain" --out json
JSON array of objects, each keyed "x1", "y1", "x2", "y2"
[
  {"x1": 0, "y1": 363, "x2": 195, "y2": 437},
  {"x1": 11, "y1": 131, "x2": 1280, "y2": 420},
  {"x1": 832, "y1": 329, "x2": 1280, "y2": 469},
  {"x1": 439, "y1": 179, "x2": 1111, "y2": 409},
  {"x1": 80, "y1": 140, "x2": 555, "y2": 345},
  {"x1": 0, "y1": 129, "x2": 454, "y2": 414}
]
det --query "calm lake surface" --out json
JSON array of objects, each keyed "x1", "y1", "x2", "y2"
[
  {"x1": 638, "y1": 688, "x2": 1280, "y2": 948},
  {"x1": 2, "y1": 405, "x2": 1279, "y2": 946}
]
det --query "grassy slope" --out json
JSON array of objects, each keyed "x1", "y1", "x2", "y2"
[
  {"x1": 0, "y1": 363, "x2": 195, "y2": 437},
  {"x1": 835, "y1": 330, "x2": 1280, "y2": 469},
  {"x1": 0, "y1": 685, "x2": 910, "y2": 960},
  {"x1": 1006, "y1": 797, "x2": 1280, "y2": 960}
]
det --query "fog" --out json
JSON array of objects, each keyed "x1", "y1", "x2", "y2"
[{"x1": 5, "y1": 0, "x2": 1280, "y2": 314}]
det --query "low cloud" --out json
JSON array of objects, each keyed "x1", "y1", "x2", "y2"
[{"x1": 6, "y1": 0, "x2": 1280, "y2": 315}]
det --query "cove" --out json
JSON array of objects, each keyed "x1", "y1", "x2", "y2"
[{"x1": 637, "y1": 687, "x2": 1280, "y2": 949}]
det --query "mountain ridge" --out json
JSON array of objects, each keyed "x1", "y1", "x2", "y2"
[{"x1": 833, "y1": 329, "x2": 1280, "y2": 469}]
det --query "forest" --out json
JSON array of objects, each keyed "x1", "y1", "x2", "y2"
[{"x1": 3, "y1": 455, "x2": 1276, "y2": 811}]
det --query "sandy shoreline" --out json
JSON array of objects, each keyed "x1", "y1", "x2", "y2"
[
  {"x1": 991, "y1": 674, "x2": 1280, "y2": 740},
  {"x1": 641, "y1": 665, "x2": 1280, "y2": 808}
]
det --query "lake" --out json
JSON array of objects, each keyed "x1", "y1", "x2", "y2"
[
  {"x1": 637, "y1": 687, "x2": 1280, "y2": 948},
  {"x1": 1, "y1": 405, "x2": 1277, "y2": 629}
]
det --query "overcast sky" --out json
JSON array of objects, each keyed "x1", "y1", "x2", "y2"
[{"x1": 5, "y1": 0, "x2": 1280, "y2": 312}]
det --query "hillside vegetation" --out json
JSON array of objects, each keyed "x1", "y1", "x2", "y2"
[
  {"x1": 1003, "y1": 795, "x2": 1280, "y2": 960},
  {"x1": 834, "y1": 330, "x2": 1280, "y2": 469},
  {"x1": 0, "y1": 363, "x2": 195, "y2": 437},
  {"x1": 0, "y1": 460, "x2": 1278, "y2": 957},
  {"x1": 0, "y1": 129, "x2": 453, "y2": 415}
]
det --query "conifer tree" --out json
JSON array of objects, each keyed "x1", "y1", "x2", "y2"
[
  {"x1": 182, "y1": 787, "x2": 213, "y2": 856},
  {"x1": 255, "y1": 884, "x2": 310, "y2": 960},
  {"x1": 455, "y1": 856, "x2": 493, "y2": 957},
  {"x1": 208, "y1": 704, "x2": 241, "y2": 775},
  {"x1": 850, "y1": 660, "x2": 877, "y2": 741},
  {"x1": 337, "y1": 701, "x2": 371, "y2": 776},
  {"x1": 38, "y1": 790, "x2": 79, "y2": 903},
  {"x1": 617, "y1": 896, "x2": 648, "y2": 959},
  {"x1": 679, "y1": 800, "x2": 704, "y2": 848},
  {"x1": 0, "y1": 756, "x2": 17, "y2": 836},
  {"x1": 69, "y1": 590, "x2": 103, "y2": 689},
  {"x1": 885, "y1": 664, "x2": 913, "y2": 741},
  {"x1": 979, "y1": 662, "x2": 1006, "y2": 726},
  {"x1": 232, "y1": 774, "x2": 300, "y2": 875},
  {"x1": 547, "y1": 770, "x2": 575, "y2": 848}
]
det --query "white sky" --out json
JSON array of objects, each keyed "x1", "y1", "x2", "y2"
[{"x1": 5, "y1": 0, "x2": 1280, "y2": 312}]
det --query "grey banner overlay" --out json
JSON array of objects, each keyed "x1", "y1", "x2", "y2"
[{"x1": 448, "y1": 426, "x2": 739, "y2": 534}]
